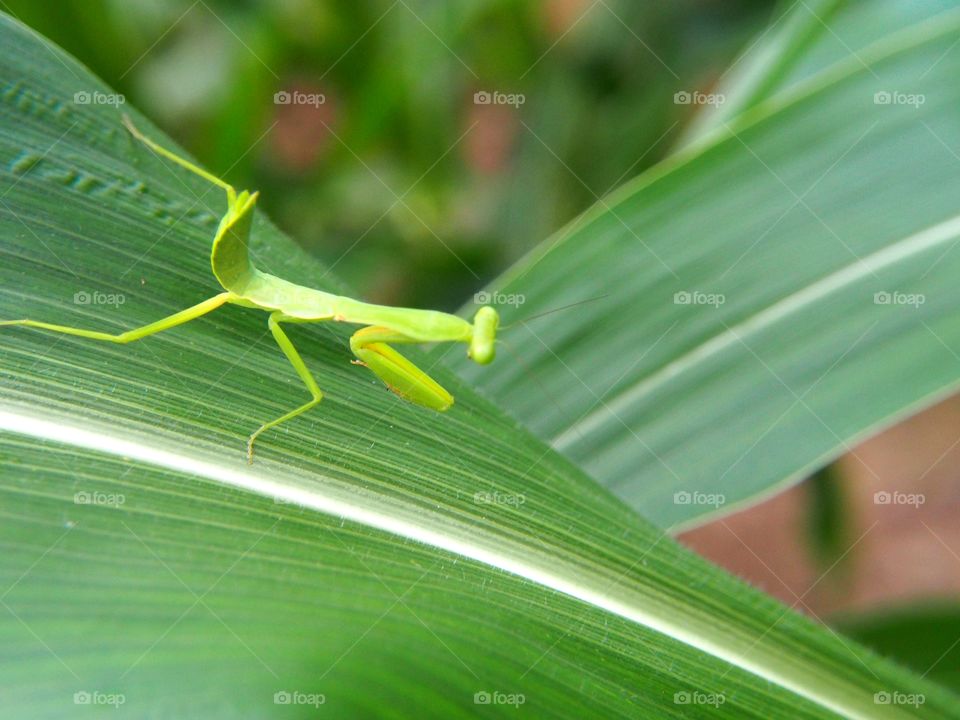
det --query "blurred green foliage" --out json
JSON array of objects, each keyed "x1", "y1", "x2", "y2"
[
  {"x1": 6, "y1": 0, "x2": 775, "y2": 308},
  {"x1": 806, "y1": 463, "x2": 851, "y2": 578}
]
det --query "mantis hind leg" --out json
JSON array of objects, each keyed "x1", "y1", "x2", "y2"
[
  {"x1": 247, "y1": 313, "x2": 324, "y2": 463},
  {"x1": 0, "y1": 293, "x2": 233, "y2": 343},
  {"x1": 123, "y1": 115, "x2": 235, "y2": 197},
  {"x1": 349, "y1": 326, "x2": 453, "y2": 411}
]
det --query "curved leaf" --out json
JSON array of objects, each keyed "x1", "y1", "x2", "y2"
[
  {"x1": 449, "y1": 7, "x2": 960, "y2": 530},
  {"x1": 685, "y1": 0, "x2": 958, "y2": 141},
  {"x1": 679, "y1": 0, "x2": 846, "y2": 143}
]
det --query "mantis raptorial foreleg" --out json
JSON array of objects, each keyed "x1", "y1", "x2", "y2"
[
  {"x1": 247, "y1": 313, "x2": 324, "y2": 462},
  {"x1": 349, "y1": 326, "x2": 454, "y2": 412},
  {"x1": 0, "y1": 293, "x2": 232, "y2": 343}
]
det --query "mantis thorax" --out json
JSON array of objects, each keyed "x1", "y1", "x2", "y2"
[{"x1": 211, "y1": 190, "x2": 259, "y2": 292}]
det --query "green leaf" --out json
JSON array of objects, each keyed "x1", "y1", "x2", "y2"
[
  {"x1": 448, "y1": 5, "x2": 960, "y2": 530},
  {"x1": 684, "y1": 0, "x2": 958, "y2": 142},
  {"x1": 837, "y1": 604, "x2": 960, "y2": 693},
  {"x1": 678, "y1": 0, "x2": 847, "y2": 144},
  {"x1": 1, "y1": 11, "x2": 957, "y2": 720}
]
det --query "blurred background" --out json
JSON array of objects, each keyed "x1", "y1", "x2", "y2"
[
  {"x1": 3, "y1": 0, "x2": 771, "y2": 307},
  {"x1": 7, "y1": 0, "x2": 957, "y2": 687}
]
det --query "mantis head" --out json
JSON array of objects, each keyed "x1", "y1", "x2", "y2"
[{"x1": 468, "y1": 306, "x2": 499, "y2": 364}]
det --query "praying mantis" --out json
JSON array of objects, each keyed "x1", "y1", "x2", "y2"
[{"x1": 2, "y1": 116, "x2": 499, "y2": 462}]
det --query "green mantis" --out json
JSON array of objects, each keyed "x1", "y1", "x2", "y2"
[{"x1": 2, "y1": 116, "x2": 499, "y2": 462}]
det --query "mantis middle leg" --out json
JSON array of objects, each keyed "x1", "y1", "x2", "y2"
[{"x1": 247, "y1": 313, "x2": 324, "y2": 462}]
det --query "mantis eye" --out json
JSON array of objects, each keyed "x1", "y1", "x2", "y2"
[{"x1": 469, "y1": 306, "x2": 498, "y2": 364}]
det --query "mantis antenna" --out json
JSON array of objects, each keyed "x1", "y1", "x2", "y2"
[{"x1": 497, "y1": 294, "x2": 609, "y2": 331}]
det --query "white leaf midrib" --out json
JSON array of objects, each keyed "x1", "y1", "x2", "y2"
[
  {"x1": 0, "y1": 407, "x2": 919, "y2": 720},
  {"x1": 553, "y1": 212, "x2": 960, "y2": 448}
]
